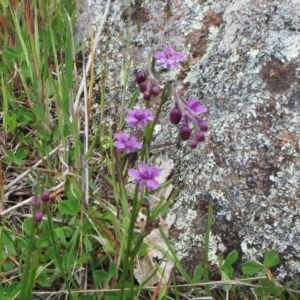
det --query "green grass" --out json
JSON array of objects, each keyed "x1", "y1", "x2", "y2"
[{"x1": 0, "y1": 1, "x2": 299, "y2": 299}]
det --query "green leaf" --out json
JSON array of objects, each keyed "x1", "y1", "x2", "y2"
[
  {"x1": 18, "y1": 132, "x2": 32, "y2": 144},
  {"x1": 137, "y1": 242, "x2": 153, "y2": 257},
  {"x1": 16, "y1": 148, "x2": 28, "y2": 160},
  {"x1": 82, "y1": 252, "x2": 91, "y2": 264},
  {"x1": 6, "y1": 150, "x2": 17, "y2": 164},
  {"x1": 242, "y1": 261, "x2": 264, "y2": 275},
  {"x1": 264, "y1": 250, "x2": 280, "y2": 267},
  {"x1": 6, "y1": 114, "x2": 17, "y2": 133},
  {"x1": 84, "y1": 236, "x2": 93, "y2": 252},
  {"x1": 222, "y1": 250, "x2": 238, "y2": 269},
  {"x1": 55, "y1": 227, "x2": 66, "y2": 245},
  {"x1": 3, "y1": 46, "x2": 24, "y2": 59},
  {"x1": 222, "y1": 266, "x2": 233, "y2": 279},
  {"x1": 16, "y1": 236, "x2": 27, "y2": 249},
  {"x1": 24, "y1": 218, "x2": 35, "y2": 237},
  {"x1": 0, "y1": 0, "x2": 9, "y2": 7},
  {"x1": 221, "y1": 270, "x2": 231, "y2": 291},
  {"x1": 193, "y1": 265, "x2": 204, "y2": 282},
  {"x1": 6, "y1": 281, "x2": 21, "y2": 299},
  {"x1": 94, "y1": 270, "x2": 109, "y2": 283},
  {"x1": 62, "y1": 226, "x2": 74, "y2": 238},
  {"x1": 57, "y1": 200, "x2": 81, "y2": 215},
  {"x1": 39, "y1": 130, "x2": 51, "y2": 142},
  {"x1": 66, "y1": 187, "x2": 82, "y2": 201},
  {"x1": 108, "y1": 262, "x2": 118, "y2": 277},
  {"x1": 37, "y1": 271, "x2": 51, "y2": 287}
]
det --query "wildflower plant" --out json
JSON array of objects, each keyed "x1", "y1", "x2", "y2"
[{"x1": 111, "y1": 45, "x2": 209, "y2": 298}]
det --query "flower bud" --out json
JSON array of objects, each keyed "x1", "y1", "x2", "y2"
[
  {"x1": 198, "y1": 120, "x2": 208, "y2": 132},
  {"x1": 180, "y1": 126, "x2": 191, "y2": 141},
  {"x1": 141, "y1": 202, "x2": 151, "y2": 208},
  {"x1": 31, "y1": 196, "x2": 41, "y2": 207},
  {"x1": 143, "y1": 91, "x2": 151, "y2": 101},
  {"x1": 189, "y1": 139, "x2": 198, "y2": 148},
  {"x1": 136, "y1": 71, "x2": 146, "y2": 84},
  {"x1": 195, "y1": 131, "x2": 205, "y2": 142},
  {"x1": 169, "y1": 108, "x2": 182, "y2": 124},
  {"x1": 41, "y1": 190, "x2": 51, "y2": 202},
  {"x1": 139, "y1": 81, "x2": 148, "y2": 93},
  {"x1": 150, "y1": 84, "x2": 160, "y2": 96},
  {"x1": 35, "y1": 211, "x2": 43, "y2": 223}
]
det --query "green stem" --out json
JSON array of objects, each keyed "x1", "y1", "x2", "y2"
[
  {"x1": 19, "y1": 219, "x2": 36, "y2": 300},
  {"x1": 204, "y1": 201, "x2": 213, "y2": 296},
  {"x1": 45, "y1": 205, "x2": 74, "y2": 299},
  {"x1": 118, "y1": 185, "x2": 139, "y2": 299},
  {"x1": 141, "y1": 82, "x2": 171, "y2": 161}
]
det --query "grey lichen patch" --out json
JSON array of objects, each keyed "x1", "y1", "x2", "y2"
[
  {"x1": 259, "y1": 56, "x2": 297, "y2": 94},
  {"x1": 185, "y1": 9, "x2": 223, "y2": 61}
]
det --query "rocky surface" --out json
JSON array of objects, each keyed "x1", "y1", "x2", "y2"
[{"x1": 77, "y1": 0, "x2": 300, "y2": 283}]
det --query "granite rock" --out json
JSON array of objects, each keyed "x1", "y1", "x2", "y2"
[{"x1": 77, "y1": 0, "x2": 300, "y2": 282}]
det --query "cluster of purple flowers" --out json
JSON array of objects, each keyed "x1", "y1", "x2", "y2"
[
  {"x1": 114, "y1": 46, "x2": 208, "y2": 191},
  {"x1": 30, "y1": 190, "x2": 51, "y2": 223},
  {"x1": 113, "y1": 108, "x2": 154, "y2": 154},
  {"x1": 113, "y1": 107, "x2": 161, "y2": 191}
]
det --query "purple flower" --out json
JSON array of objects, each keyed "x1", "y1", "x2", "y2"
[
  {"x1": 114, "y1": 133, "x2": 142, "y2": 153},
  {"x1": 153, "y1": 47, "x2": 187, "y2": 69},
  {"x1": 185, "y1": 98, "x2": 208, "y2": 120},
  {"x1": 128, "y1": 162, "x2": 161, "y2": 191},
  {"x1": 125, "y1": 108, "x2": 155, "y2": 129}
]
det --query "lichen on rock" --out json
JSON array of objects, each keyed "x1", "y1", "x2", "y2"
[{"x1": 77, "y1": 0, "x2": 300, "y2": 283}]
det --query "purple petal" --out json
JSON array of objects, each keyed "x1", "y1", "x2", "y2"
[
  {"x1": 197, "y1": 105, "x2": 208, "y2": 114},
  {"x1": 114, "y1": 132, "x2": 128, "y2": 141},
  {"x1": 128, "y1": 169, "x2": 142, "y2": 180},
  {"x1": 138, "y1": 181, "x2": 146, "y2": 191},
  {"x1": 171, "y1": 53, "x2": 187, "y2": 60},
  {"x1": 186, "y1": 99, "x2": 208, "y2": 114},
  {"x1": 164, "y1": 47, "x2": 175, "y2": 55},
  {"x1": 148, "y1": 166, "x2": 161, "y2": 178},
  {"x1": 146, "y1": 179, "x2": 160, "y2": 191},
  {"x1": 153, "y1": 51, "x2": 167, "y2": 59},
  {"x1": 138, "y1": 162, "x2": 148, "y2": 174},
  {"x1": 114, "y1": 141, "x2": 126, "y2": 149},
  {"x1": 129, "y1": 140, "x2": 142, "y2": 149}
]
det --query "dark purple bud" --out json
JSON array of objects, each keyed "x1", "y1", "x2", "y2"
[
  {"x1": 31, "y1": 196, "x2": 41, "y2": 207},
  {"x1": 41, "y1": 190, "x2": 51, "y2": 202},
  {"x1": 150, "y1": 84, "x2": 160, "y2": 96},
  {"x1": 198, "y1": 120, "x2": 208, "y2": 132},
  {"x1": 141, "y1": 202, "x2": 151, "y2": 208},
  {"x1": 189, "y1": 139, "x2": 198, "y2": 149},
  {"x1": 169, "y1": 108, "x2": 182, "y2": 124},
  {"x1": 35, "y1": 211, "x2": 43, "y2": 223},
  {"x1": 145, "y1": 220, "x2": 153, "y2": 232},
  {"x1": 195, "y1": 131, "x2": 205, "y2": 142},
  {"x1": 180, "y1": 126, "x2": 191, "y2": 141},
  {"x1": 136, "y1": 71, "x2": 146, "y2": 84},
  {"x1": 139, "y1": 81, "x2": 148, "y2": 93},
  {"x1": 143, "y1": 91, "x2": 151, "y2": 101}
]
